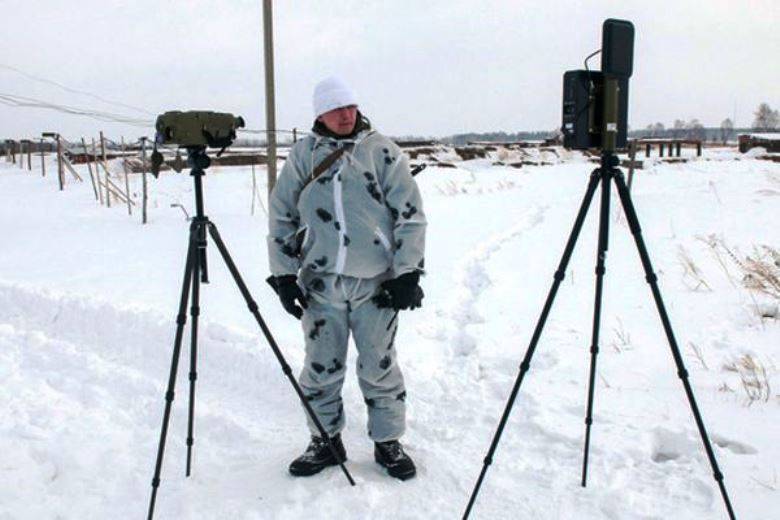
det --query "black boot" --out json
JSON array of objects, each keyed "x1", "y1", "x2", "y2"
[
  {"x1": 374, "y1": 440, "x2": 416, "y2": 480},
  {"x1": 289, "y1": 434, "x2": 347, "y2": 477}
]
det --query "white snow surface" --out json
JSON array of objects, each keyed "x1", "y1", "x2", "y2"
[{"x1": 1, "y1": 150, "x2": 778, "y2": 519}]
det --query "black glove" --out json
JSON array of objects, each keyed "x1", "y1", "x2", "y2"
[
  {"x1": 372, "y1": 272, "x2": 424, "y2": 311},
  {"x1": 267, "y1": 275, "x2": 308, "y2": 319}
]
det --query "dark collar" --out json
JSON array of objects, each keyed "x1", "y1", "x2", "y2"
[{"x1": 312, "y1": 111, "x2": 372, "y2": 140}]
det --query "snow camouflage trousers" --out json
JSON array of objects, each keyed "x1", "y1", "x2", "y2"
[{"x1": 298, "y1": 269, "x2": 406, "y2": 442}]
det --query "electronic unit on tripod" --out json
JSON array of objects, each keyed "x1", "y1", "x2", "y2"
[{"x1": 561, "y1": 19, "x2": 633, "y2": 151}]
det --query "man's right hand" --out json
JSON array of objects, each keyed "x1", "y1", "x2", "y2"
[{"x1": 273, "y1": 275, "x2": 308, "y2": 319}]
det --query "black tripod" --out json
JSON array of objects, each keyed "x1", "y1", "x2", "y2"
[
  {"x1": 462, "y1": 152, "x2": 736, "y2": 519},
  {"x1": 147, "y1": 147, "x2": 355, "y2": 520}
]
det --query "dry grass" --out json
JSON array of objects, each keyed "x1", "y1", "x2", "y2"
[
  {"x1": 722, "y1": 354, "x2": 772, "y2": 406},
  {"x1": 687, "y1": 342, "x2": 709, "y2": 370},
  {"x1": 699, "y1": 236, "x2": 780, "y2": 303},
  {"x1": 677, "y1": 245, "x2": 712, "y2": 291}
]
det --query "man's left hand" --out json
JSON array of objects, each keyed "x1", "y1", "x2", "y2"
[{"x1": 372, "y1": 272, "x2": 424, "y2": 310}]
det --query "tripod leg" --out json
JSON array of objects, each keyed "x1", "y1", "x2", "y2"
[
  {"x1": 186, "y1": 221, "x2": 203, "y2": 477},
  {"x1": 205, "y1": 222, "x2": 356, "y2": 487},
  {"x1": 612, "y1": 171, "x2": 736, "y2": 520},
  {"x1": 148, "y1": 233, "x2": 197, "y2": 520},
  {"x1": 463, "y1": 169, "x2": 602, "y2": 520},
  {"x1": 581, "y1": 169, "x2": 611, "y2": 487}
]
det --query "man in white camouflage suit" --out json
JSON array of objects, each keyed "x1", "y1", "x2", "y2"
[{"x1": 267, "y1": 76, "x2": 426, "y2": 480}]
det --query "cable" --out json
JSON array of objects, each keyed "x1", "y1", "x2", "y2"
[
  {"x1": 0, "y1": 89, "x2": 305, "y2": 137},
  {"x1": 0, "y1": 63, "x2": 156, "y2": 116},
  {"x1": 0, "y1": 92, "x2": 153, "y2": 127}
]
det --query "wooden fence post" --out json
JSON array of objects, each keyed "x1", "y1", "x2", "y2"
[
  {"x1": 659, "y1": 143, "x2": 664, "y2": 158},
  {"x1": 40, "y1": 138, "x2": 46, "y2": 177},
  {"x1": 56, "y1": 135, "x2": 64, "y2": 191},
  {"x1": 696, "y1": 141, "x2": 702, "y2": 156},
  {"x1": 100, "y1": 131, "x2": 111, "y2": 207},
  {"x1": 82, "y1": 137, "x2": 99, "y2": 201},
  {"x1": 92, "y1": 138, "x2": 103, "y2": 205},
  {"x1": 141, "y1": 137, "x2": 148, "y2": 224},
  {"x1": 121, "y1": 137, "x2": 132, "y2": 215},
  {"x1": 26, "y1": 141, "x2": 32, "y2": 170},
  {"x1": 10, "y1": 140, "x2": 16, "y2": 165},
  {"x1": 627, "y1": 139, "x2": 637, "y2": 192},
  {"x1": 293, "y1": 127, "x2": 297, "y2": 143}
]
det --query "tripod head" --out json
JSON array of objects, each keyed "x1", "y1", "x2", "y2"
[{"x1": 186, "y1": 146, "x2": 211, "y2": 175}]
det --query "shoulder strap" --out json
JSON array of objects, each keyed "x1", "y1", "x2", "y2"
[{"x1": 302, "y1": 147, "x2": 346, "y2": 190}]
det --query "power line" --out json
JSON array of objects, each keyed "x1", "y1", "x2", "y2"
[
  {"x1": 0, "y1": 92, "x2": 153, "y2": 127},
  {"x1": 0, "y1": 91, "x2": 304, "y2": 137},
  {"x1": 0, "y1": 63, "x2": 156, "y2": 116}
]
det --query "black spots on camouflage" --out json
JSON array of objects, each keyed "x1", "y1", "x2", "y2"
[
  {"x1": 343, "y1": 235, "x2": 350, "y2": 247},
  {"x1": 310, "y1": 278, "x2": 325, "y2": 292},
  {"x1": 417, "y1": 258, "x2": 425, "y2": 269},
  {"x1": 366, "y1": 182, "x2": 383, "y2": 203},
  {"x1": 274, "y1": 237, "x2": 298, "y2": 257},
  {"x1": 309, "y1": 318, "x2": 326, "y2": 340},
  {"x1": 382, "y1": 147, "x2": 395, "y2": 165},
  {"x1": 326, "y1": 358, "x2": 344, "y2": 374},
  {"x1": 316, "y1": 208, "x2": 333, "y2": 222},
  {"x1": 305, "y1": 389, "x2": 324, "y2": 402},
  {"x1": 329, "y1": 404, "x2": 344, "y2": 427},
  {"x1": 395, "y1": 239, "x2": 403, "y2": 250},
  {"x1": 317, "y1": 173, "x2": 335, "y2": 185},
  {"x1": 396, "y1": 391, "x2": 406, "y2": 402},
  {"x1": 364, "y1": 397, "x2": 376, "y2": 408},
  {"x1": 402, "y1": 202, "x2": 418, "y2": 220},
  {"x1": 306, "y1": 256, "x2": 328, "y2": 271},
  {"x1": 280, "y1": 243, "x2": 297, "y2": 258},
  {"x1": 334, "y1": 221, "x2": 341, "y2": 231},
  {"x1": 379, "y1": 355, "x2": 392, "y2": 370},
  {"x1": 364, "y1": 172, "x2": 375, "y2": 181},
  {"x1": 386, "y1": 204, "x2": 399, "y2": 220},
  {"x1": 311, "y1": 362, "x2": 325, "y2": 374},
  {"x1": 373, "y1": 239, "x2": 381, "y2": 246},
  {"x1": 285, "y1": 212, "x2": 300, "y2": 227}
]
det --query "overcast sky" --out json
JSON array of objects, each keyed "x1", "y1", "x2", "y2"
[{"x1": 1, "y1": 0, "x2": 778, "y2": 141}]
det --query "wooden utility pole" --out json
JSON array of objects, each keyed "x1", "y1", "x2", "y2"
[
  {"x1": 141, "y1": 137, "x2": 148, "y2": 224},
  {"x1": 263, "y1": 0, "x2": 277, "y2": 196}
]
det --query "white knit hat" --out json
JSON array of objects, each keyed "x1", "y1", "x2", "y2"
[{"x1": 312, "y1": 76, "x2": 358, "y2": 118}]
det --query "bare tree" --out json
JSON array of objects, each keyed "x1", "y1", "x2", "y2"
[
  {"x1": 673, "y1": 119, "x2": 686, "y2": 139},
  {"x1": 752, "y1": 102, "x2": 779, "y2": 132},
  {"x1": 686, "y1": 119, "x2": 705, "y2": 140},
  {"x1": 719, "y1": 118, "x2": 734, "y2": 144}
]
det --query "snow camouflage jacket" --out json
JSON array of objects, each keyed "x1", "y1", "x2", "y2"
[{"x1": 267, "y1": 123, "x2": 426, "y2": 280}]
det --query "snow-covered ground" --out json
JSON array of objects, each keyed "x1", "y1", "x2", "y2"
[{"x1": 1, "y1": 149, "x2": 778, "y2": 519}]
